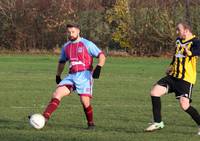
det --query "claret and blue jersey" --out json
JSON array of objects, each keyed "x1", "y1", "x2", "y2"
[
  {"x1": 58, "y1": 37, "x2": 103, "y2": 96},
  {"x1": 59, "y1": 37, "x2": 103, "y2": 73}
]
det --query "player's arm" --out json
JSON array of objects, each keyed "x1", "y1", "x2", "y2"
[
  {"x1": 184, "y1": 47, "x2": 192, "y2": 56},
  {"x1": 85, "y1": 40, "x2": 106, "y2": 79},
  {"x1": 97, "y1": 53, "x2": 106, "y2": 67},
  {"x1": 190, "y1": 39, "x2": 200, "y2": 56},
  {"x1": 56, "y1": 62, "x2": 66, "y2": 84},
  {"x1": 56, "y1": 62, "x2": 66, "y2": 76},
  {"x1": 166, "y1": 51, "x2": 175, "y2": 75},
  {"x1": 56, "y1": 46, "x2": 68, "y2": 84},
  {"x1": 93, "y1": 53, "x2": 106, "y2": 79}
]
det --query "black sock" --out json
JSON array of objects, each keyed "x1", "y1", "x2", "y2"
[
  {"x1": 151, "y1": 96, "x2": 162, "y2": 123},
  {"x1": 185, "y1": 106, "x2": 200, "y2": 126}
]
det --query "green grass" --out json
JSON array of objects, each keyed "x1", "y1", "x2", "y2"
[{"x1": 1, "y1": 55, "x2": 200, "y2": 141}]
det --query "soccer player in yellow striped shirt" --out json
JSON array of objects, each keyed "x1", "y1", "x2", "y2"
[{"x1": 145, "y1": 22, "x2": 200, "y2": 135}]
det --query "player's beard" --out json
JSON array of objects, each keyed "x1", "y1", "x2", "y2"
[{"x1": 68, "y1": 35, "x2": 78, "y2": 41}]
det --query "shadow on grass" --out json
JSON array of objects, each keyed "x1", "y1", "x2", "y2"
[{"x1": 45, "y1": 121, "x2": 86, "y2": 130}]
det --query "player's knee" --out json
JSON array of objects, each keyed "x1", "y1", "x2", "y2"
[
  {"x1": 52, "y1": 91, "x2": 62, "y2": 100},
  {"x1": 80, "y1": 96, "x2": 90, "y2": 108},
  {"x1": 180, "y1": 103, "x2": 190, "y2": 111},
  {"x1": 150, "y1": 85, "x2": 166, "y2": 97},
  {"x1": 179, "y1": 97, "x2": 190, "y2": 110},
  {"x1": 150, "y1": 89, "x2": 156, "y2": 96},
  {"x1": 150, "y1": 89, "x2": 161, "y2": 97},
  {"x1": 53, "y1": 87, "x2": 70, "y2": 100},
  {"x1": 81, "y1": 102, "x2": 90, "y2": 109}
]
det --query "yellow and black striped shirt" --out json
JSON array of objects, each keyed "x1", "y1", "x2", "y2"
[{"x1": 169, "y1": 36, "x2": 200, "y2": 84}]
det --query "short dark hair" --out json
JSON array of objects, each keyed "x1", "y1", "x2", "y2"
[{"x1": 66, "y1": 23, "x2": 80, "y2": 29}]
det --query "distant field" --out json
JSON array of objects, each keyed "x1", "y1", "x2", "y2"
[{"x1": 1, "y1": 55, "x2": 200, "y2": 141}]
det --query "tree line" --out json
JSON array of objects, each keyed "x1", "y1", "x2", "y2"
[{"x1": 0, "y1": 0, "x2": 200, "y2": 56}]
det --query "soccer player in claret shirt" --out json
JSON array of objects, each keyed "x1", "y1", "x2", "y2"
[
  {"x1": 145, "y1": 22, "x2": 200, "y2": 135},
  {"x1": 42, "y1": 23, "x2": 106, "y2": 129}
]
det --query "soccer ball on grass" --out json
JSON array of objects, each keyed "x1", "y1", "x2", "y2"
[{"x1": 29, "y1": 113, "x2": 45, "y2": 129}]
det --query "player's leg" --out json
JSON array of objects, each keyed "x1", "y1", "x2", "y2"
[
  {"x1": 179, "y1": 96, "x2": 200, "y2": 119},
  {"x1": 145, "y1": 84, "x2": 167, "y2": 131},
  {"x1": 145, "y1": 76, "x2": 173, "y2": 132},
  {"x1": 43, "y1": 75, "x2": 74, "y2": 120},
  {"x1": 80, "y1": 95, "x2": 95, "y2": 129},
  {"x1": 177, "y1": 80, "x2": 200, "y2": 134},
  {"x1": 43, "y1": 85, "x2": 71, "y2": 120},
  {"x1": 75, "y1": 70, "x2": 94, "y2": 129},
  {"x1": 150, "y1": 84, "x2": 167, "y2": 122},
  {"x1": 179, "y1": 96, "x2": 200, "y2": 135}
]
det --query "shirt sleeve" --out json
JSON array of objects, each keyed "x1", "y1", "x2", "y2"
[
  {"x1": 87, "y1": 41, "x2": 102, "y2": 58},
  {"x1": 191, "y1": 39, "x2": 200, "y2": 56},
  {"x1": 59, "y1": 46, "x2": 68, "y2": 63}
]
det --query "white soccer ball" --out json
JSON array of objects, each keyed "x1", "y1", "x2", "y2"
[{"x1": 29, "y1": 113, "x2": 45, "y2": 129}]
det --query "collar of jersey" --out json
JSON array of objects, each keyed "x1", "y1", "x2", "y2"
[{"x1": 182, "y1": 35, "x2": 196, "y2": 43}]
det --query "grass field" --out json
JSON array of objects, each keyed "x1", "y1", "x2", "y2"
[{"x1": 1, "y1": 55, "x2": 200, "y2": 141}]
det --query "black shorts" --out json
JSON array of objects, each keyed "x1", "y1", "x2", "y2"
[{"x1": 157, "y1": 75, "x2": 193, "y2": 101}]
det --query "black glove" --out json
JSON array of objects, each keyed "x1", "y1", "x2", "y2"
[
  {"x1": 56, "y1": 75, "x2": 62, "y2": 84},
  {"x1": 92, "y1": 65, "x2": 101, "y2": 79}
]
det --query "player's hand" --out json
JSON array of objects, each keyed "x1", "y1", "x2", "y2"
[
  {"x1": 184, "y1": 46, "x2": 192, "y2": 56},
  {"x1": 93, "y1": 65, "x2": 101, "y2": 79},
  {"x1": 56, "y1": 75, "x2": 62, "y2": 84}
]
